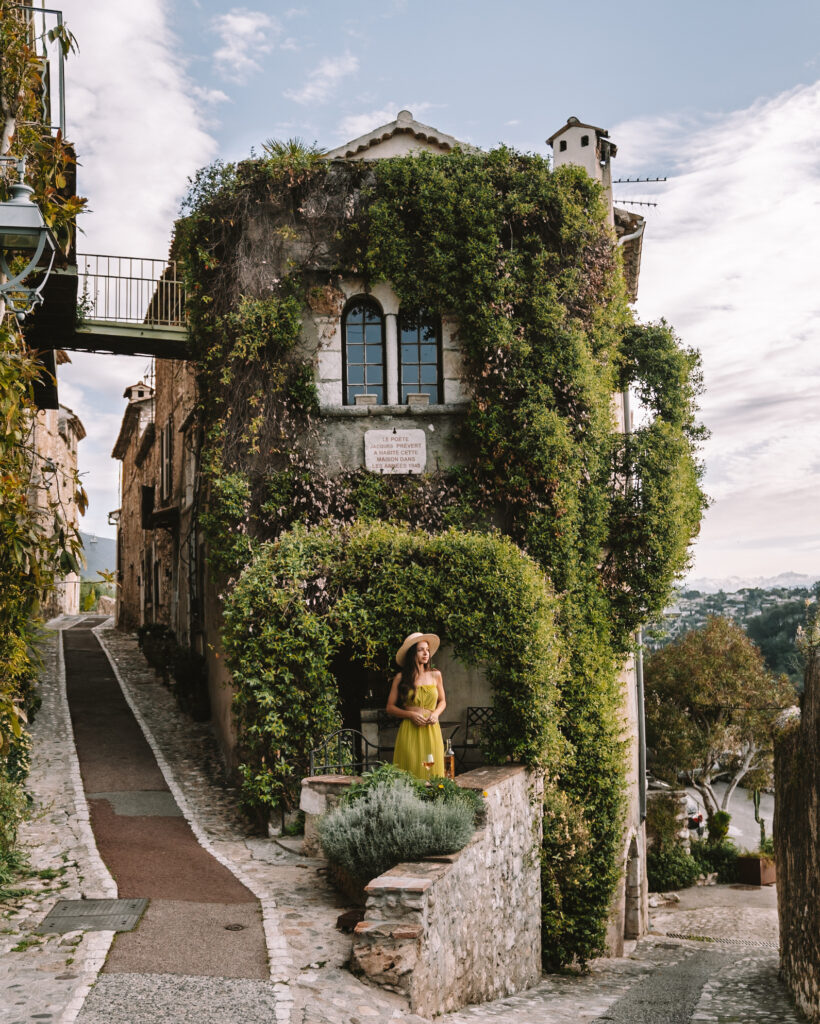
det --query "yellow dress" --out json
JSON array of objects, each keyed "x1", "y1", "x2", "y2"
[{"x1": 392, "y1": 684, "x2": 445, "y2": 780}]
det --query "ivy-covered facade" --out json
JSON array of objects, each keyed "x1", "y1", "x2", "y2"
[{"x1": 113, "y1": 111, "x2": 706, "y2": 968}]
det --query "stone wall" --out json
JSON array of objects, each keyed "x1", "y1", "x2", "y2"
[
  {"x1": 350, "y1": 766, "x2": 542, "y2": 1017},
  {"x1": 774, "y1": 649, "x2": 820, "y2": 1022}
]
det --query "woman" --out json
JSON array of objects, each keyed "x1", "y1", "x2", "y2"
[{"x1": 387, "y1": 631, "x2": 446, "y2": 779}]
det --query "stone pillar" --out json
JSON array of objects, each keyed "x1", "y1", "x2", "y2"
[{"x1": 385, "y1": 313, "x2": 398, "y2": 406}]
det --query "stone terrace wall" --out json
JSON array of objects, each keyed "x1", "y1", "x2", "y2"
[
  {"x1": 351, "y1": 766, "x2": 542, "y2": 1017},
  {"x1": 774, "y1": 649, "x2": 820, "y2": 1023}
]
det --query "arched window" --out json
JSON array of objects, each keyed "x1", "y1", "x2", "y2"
[
  {"x1": 399, "y1": 311, "x2": 441, "y2": 404},
  {"x1": 342, "y1": 298, "x2": 385, "y2": 405}
]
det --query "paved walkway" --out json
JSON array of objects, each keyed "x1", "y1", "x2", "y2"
[{"x1": 0, "y1": 616, "x2": 807, "y2": 1024}]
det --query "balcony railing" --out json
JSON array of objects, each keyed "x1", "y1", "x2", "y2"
[{"x1": 77, "y1": 254, "x2": 186, "y2": 327}]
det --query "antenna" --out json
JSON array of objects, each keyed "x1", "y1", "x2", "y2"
[{"x1": 613, "y1": 176, "x2": 667, "y2": 184}]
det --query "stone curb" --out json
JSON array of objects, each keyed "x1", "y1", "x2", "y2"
[{"x1": 92, "y1": 620, "x2": 296, "y2": 1019}]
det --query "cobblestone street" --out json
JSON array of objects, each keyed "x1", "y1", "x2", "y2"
[{"x1": 0, "y1": 616, "x2": 806, "y2": 1024}]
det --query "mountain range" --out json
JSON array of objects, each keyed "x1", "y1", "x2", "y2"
[{"x1": 79, "y1": 532, "x2": 117, "y2": 581}]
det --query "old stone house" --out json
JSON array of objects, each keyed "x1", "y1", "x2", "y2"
[
  {"x1": 112, "y1": 112, "x2": 650, "y2": 952},
  {"x1": 31, "y1": 397, "x2": 86, "y2": 618}
]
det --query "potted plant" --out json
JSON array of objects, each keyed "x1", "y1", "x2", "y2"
[{"x1": 736, "y1": 836, "x2": 776, "y2": 886}]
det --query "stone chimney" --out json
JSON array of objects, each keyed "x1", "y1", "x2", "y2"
[{"x1": 547, "y1": 116, "x2": 617, "y2": 224}]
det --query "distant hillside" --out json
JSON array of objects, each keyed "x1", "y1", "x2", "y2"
[
  {"x1": 686, "y1": 572, "x2": 820, "y2": 594},
  {"x1": 79, "y1": 532, "x2": 117, "y2": 581},
  {"x1": 651, "y1": 582, "x2": 818, "y2": 685}
]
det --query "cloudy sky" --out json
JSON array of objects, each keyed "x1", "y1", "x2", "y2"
[{"x1": 53, "y1": 0, "x2": 820, "y2": 582}]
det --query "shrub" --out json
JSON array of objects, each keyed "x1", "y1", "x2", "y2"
[
  {"x1": 170, "y1": 645, "x2": 210, "y2": 722},
  {"x1": 645, "y1": 792, "x2": 683, "y2": 850},
  {"x1": 647, "y1": 843, "x2": 700, "y2": 891},
  {"x1": 344, "y1": 764, "x2": 485, "y2": 822},
  {"x1": 690, "y1": 838, "x2": 739, "y2": 882},
  {"x1": 707, "y1": 810, "x2": 731, "y2": 843},
  {"x1": 758, "y1": 835, "x2": 775, "y2": 858},
  {"x1": 319, "y1": 778, "x2": 475, "y2": 882},
  {"x1": 0, "y1": 776, "x2": 28, "y2": 882}
]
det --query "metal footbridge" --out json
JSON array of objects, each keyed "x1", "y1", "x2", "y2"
[{"x1": 27, "y1": 253, "x2": 189, "y2": 361}]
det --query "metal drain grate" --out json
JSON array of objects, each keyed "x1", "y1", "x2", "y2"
[
  {"x1": 36, "y1": 898, "x2": 148, "y2": 934},
  {"x1": 664, "y1": 931, "x2": 779, "y2": 949}
]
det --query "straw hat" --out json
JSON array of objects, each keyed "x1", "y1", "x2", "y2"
[{"x1": 395, "y1": 632, "x2": 440, "y2": 666}]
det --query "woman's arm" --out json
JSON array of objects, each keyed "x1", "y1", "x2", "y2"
[
  {"x1": 428, "y1": 671, "x2": 446, "y2": 725},
  {"x1": 386, "y1": 673, "x2": 426, "y2": 724}
]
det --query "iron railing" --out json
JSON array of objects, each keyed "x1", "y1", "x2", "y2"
[{"x1": 77, "y1": 254, "x2": 186, "y2": 327}]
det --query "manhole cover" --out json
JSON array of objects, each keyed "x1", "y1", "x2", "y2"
[
  {"x1": 36, "y1": 898, "x2": 148, "y2": 934},
  {"x1": 225, "y1": 923, "x2": 246, "y2": 931}
]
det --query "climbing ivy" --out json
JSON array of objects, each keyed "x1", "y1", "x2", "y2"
[
  {"x1": 0, "y1": 3, "x2": 86, "y2": 871},
  {"x1": 177, "y1": 142, "x2": 707, "y2": 966},
  {"x1": 222, "y1": 520, "x2": 565, "y2": 806}
]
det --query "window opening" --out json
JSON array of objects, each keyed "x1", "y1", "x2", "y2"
[
  {"x1": 343, "y1": 299, "x2": 385, "y2": 405},
  {"x1": 399, "y1": 311, "x2": 441, "y2": 404}
]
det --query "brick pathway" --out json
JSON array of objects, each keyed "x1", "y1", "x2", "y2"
[{"x1": 0, "y1": 616, "x2": 806, "y2": 1024}]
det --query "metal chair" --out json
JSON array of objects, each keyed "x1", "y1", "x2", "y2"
[
  {"x1": 452, "y1": 706, "x2": 491, "y2": 769},
  {"x1": 309, "y1": 729, "x2": 384, "y2": 776}
]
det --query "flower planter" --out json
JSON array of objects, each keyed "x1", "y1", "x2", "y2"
[{"x1": 736, "y1": 854, "x2": 776, "y2": 886}]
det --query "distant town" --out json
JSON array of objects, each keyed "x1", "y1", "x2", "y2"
[{"x1": 651, "y1": 573, "x2": 820, "y2": 683}]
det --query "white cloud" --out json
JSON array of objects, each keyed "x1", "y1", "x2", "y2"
[
  {"x1": 285, "y1": 54, "x2": 359, "y2": 105},
  {"x1": 615, "y1": 82, "x2": 820, "y2": 577},
  {"x1": 211, "y1": 8, "x2": 281, "y2": 83},
  {"x1": 192, "y1": 85, "x2": 231, "y2": 105},
  {"x1": 59, "y1": 1, "x2": 219, "y2": 536}
]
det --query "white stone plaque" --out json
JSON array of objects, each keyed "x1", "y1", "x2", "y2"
[{"x1": 364, "y1": 429, "x2": 427, "y2": 474}]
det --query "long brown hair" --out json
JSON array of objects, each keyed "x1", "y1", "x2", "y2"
[{"x1": 397, "y1": 643, "x2": 426, "y2": 708}]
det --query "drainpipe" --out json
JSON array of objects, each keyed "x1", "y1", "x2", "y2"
[
  {"x1": 617, "y1": 221, "x2": 646, "y2": 248},
  {"x1": 622, "y1": 386, "x2": 647, "y2": 821}
]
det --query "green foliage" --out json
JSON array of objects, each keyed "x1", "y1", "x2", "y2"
[
  {"x1": 318, "y1": 777, "x2": 475, "y2": 882},
  {"x1": 79, "y1": 581, "x2": 115, "y2": 613},
  {"x1": 690, "y1": 838, "x2": 739, "y2": 883},
  {"x1": 757, "y1": 835, "x2": 775, "y2": 858},
  {"x1": 707, "y1": 810, "x2": 731, "y2": 843},
  {"x1": 645, "y1": 616, "x2": 797, "y2": 813},
  {"x1": 645, "y1": 793, "x2": 684, "y2": 851},
  {"x1": 343, "y1": 763, "x2": 485, "y2": 821},
  {"x1": 745, "y1": 598, "x2": 809, "y2": 684},
  {"x1": 179, "y1": 143, "x2": 708, "y2": 968},
  {"x1": 647, "y1": 843, "x2": 701, "y2": 891},
  {"x1": 0, "y1": 775, "x2": 28, "y2": 881},
  {"x1": 223, "y1": 521, "x2": 564, "y2": 814}
]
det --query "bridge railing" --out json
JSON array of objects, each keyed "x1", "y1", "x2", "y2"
[{"x1": 77, "y1": 254, "x2": 187, "y2": 327}]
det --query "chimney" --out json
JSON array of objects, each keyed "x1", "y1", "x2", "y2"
[{"x1": 547, "y1": 116, "x2": 617, "y2": 225}]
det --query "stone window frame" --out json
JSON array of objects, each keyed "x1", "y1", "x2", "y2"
[
  {"x1": 316, "y1": 281, "x2": 467, "y2": 409},
  {"x1": 341, "y1": 296, "x2": 387, "y2": 405},
  {"x1": 398, "y1": 310, "x2": 443, "y2": 405}
]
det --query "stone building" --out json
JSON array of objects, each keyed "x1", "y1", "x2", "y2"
[
  {"x1": 111, "y1": 363, "x2": 199, "y2": 636},
  {"x1": 112, "y1": 112, "x2": 650, "y2": 952},
  {"x1": 31, "y1": 400, "x2": 86, "y2": 617}
]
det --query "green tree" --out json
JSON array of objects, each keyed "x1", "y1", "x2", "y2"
[
  {"x1": 745, "y1": 598, "x2": 809, "y2": 684},
  {"x1": 645, "y1": 616, "x2": 797, "y2": 816}
]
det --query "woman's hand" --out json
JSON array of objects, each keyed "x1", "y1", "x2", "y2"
[{"x1": 410, "y1": 709, "x2": 429, "y2": 726}]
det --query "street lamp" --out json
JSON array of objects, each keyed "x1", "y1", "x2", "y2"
[{"x1": 0, "y1": 157, "x2": 58, "y2": 321}]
